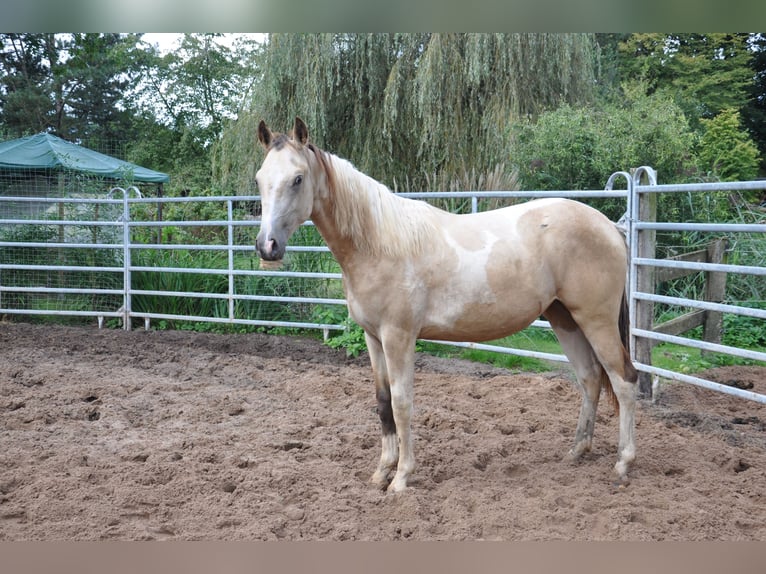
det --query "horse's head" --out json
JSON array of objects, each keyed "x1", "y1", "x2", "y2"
[{"x1": 255, "y1": 117, "x2": 315, "y2": 262}]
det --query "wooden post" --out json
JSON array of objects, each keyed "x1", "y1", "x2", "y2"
[
  {"x1": 702, "y1": 238, "x2": 728, "y2": 353},
  {"x1": 634, "y1": 187, "x2": 657, "y2": 398}
]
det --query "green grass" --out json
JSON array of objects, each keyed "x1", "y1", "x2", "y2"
[
  {"x1": 651, "y1": 342, "x2": 766, "y2": 373},
  {"x1": 417, "y1": 330, "x2": 564, "y2": 373},
  {"x1": 323, "y1": 315, "x2": 565, "y2": 372}
]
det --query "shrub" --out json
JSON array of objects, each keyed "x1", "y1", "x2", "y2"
[{"x1": 698, "y1": 108, "x2": 760, "y2": 183}]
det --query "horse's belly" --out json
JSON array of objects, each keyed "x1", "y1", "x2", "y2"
[{"x1": 418, "y1": 300, "x2": 544, "y2": 342}]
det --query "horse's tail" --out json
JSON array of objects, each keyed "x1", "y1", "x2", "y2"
[
  {"x1": 601, "y1": 289, "x2": 638, "y2": 413},
  {"x1": 620, "y1": 289, "x2": 638, "y2": 384},
  {"x1": 614, "y1": 220, "x2": 637, "y2": 383},
  {"x1": 601, "y1": 369, "x2": 618, "y2": 414}
]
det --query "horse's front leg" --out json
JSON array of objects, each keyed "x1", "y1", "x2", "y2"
[
  {"x1": 365, "y1": 332, "x2": 398, "y2": 489},
  {"x1": 380, "y1": 328, "x2": 417, "y2": 493}
]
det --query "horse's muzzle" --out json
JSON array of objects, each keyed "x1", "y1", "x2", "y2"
[{"x1": 255, "y1": 232, "x2": 285, "y2": 261}]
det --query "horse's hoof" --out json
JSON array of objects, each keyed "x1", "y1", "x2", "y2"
[
  {"x1": 614, "y1": 459, "x2": 632, "y2": 479},
  {"x1": 564, "y1": 449, "x2": 581, "y2": 464},
  {"x1": 370, "y1": 472, "x2": 390, "y2": 490},
  {"x1": 386, "y1": 478, "x2": 408, "y2": 494},
  {"x1": 612, "y1": 476, "x2": 630, "y2": 489}
]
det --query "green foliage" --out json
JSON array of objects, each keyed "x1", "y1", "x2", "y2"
[
  {"x1": 615, "y1": 34, "x2": 754, "y2": 123},
  {"x1": 136, "y1": 34, "x2": 261, "y2": 146},
  {"x1": 323, "y1": 315, "x2": 368, "y2": 358},
  {"x1": 652, "y1": 338, "x2": 765, "y2": 373},
  {"x1": 130, "y1": 249, "x2": 229, "y2": 321},
  {"x1": 609, "y1": 33, "x2": 766, "y2": 171},
  {"x1": 743, "y1": 34, "x2": 766, "y2": 172},
  {"x1": 0, "y1": 33, "x2": 145, "y2": 144},
  {"x1": 723, "y1": 304, "x2": 766, "y2": 349},
  {"x1": 215, "y1": 33, "x2": 598, "y2": 195},
  {"x1": 698, "y1": 108, "x2": 760, "y2": 182},
  {"x1": 511, "y1": 86, "x2": 698, "y2": 220},
  {"x1": 129, "y1": 247, "x2": 326, "y2": 327}
]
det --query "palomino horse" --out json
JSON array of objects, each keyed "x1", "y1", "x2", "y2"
[{"x1": 255, "y1": 118, "x2": 638, "y2": 493}]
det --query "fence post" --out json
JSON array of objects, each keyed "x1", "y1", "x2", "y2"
[
  {"x1": 633, "y1": 168, "x2": 657, "y2": 398},
  {"x1": 228, "y1": 199, "x2": 235, "y2": 322},
  {"x1": 122, "y1": 188, "x2": 132, "y2": 331},
  {"x1": 702, "y1": 238, "x2": 728, "y2": 352}
]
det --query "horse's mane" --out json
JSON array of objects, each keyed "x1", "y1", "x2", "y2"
[{"x1": 308, "y1": 145, "x2": 441, "y2": 258}]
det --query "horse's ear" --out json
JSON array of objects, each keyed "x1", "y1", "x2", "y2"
[
  {"x1": 257, "y1": 120, "x2": 272, "y2": 149},
  {"x1": 293, "y1": 117, "x2": 309, "y2": 145}
]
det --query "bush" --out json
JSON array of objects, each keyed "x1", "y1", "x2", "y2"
[
  {"x1": 698, "y1": 108, "x2": 760, "y2": 184},
  {"x1": 511, "y1": 85, "x2": 699, "y2": 220}
]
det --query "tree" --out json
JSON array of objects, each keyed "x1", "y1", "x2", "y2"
[
  {"x1": 698, "y1": 108, "x2": 760, "y2": 182},
  {"x1": 58, "y1": 34, "x2": 146, "y2": 155},
  {"x1": 128, "y1": 33, "x2": 263, "y2": 193},
  {"x1": 214, "y1": 33, "x2": 599, "y2": 195},
  {"x1": 742, "y1": 33, "x2": 766, "y2": 172},
  {"x1": 0, "y1": 33, "x2": 148, "y2": 154},
  {"x1": 511, "y1": 84, "x2": 699, "y2": 220},
  {"x1": 617, "y1": 34, "x2": 755, "y2": 125},
  {"x1": 135, "y1": 33, "x2": 261, "y2": 146},
  {"x1": 0, "y1": 33, "x2": 56, "y2": 135}
]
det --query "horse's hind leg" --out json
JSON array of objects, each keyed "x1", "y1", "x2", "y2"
[
  {"x1": 569, "y1": 312, "x2": 637, "y2": 482},
  {"x1": 365, "y1": 332, "x2": 398, "y2": 489},
  {"x1": 544, "y1": 301, "x2": 604, "y2": 460},
  {"x1": 608, "y1": 371, "x2": 636, "y2": 480}
]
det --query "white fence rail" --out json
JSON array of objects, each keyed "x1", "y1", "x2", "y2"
[{"x1": 1, "y1": 171, "x2": 764, "y2": 403}]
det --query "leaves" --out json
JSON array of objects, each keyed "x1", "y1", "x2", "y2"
[
  {"x1": 698, "y1": 108, "x2": 760, "y2": 181},
  {"x1": 215, "y1": 33, "x2": 598, "y2": 195}
]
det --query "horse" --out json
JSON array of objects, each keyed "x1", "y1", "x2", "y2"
[{"x1": 255, "y1": 117, "x2": 638, "y2": 493}]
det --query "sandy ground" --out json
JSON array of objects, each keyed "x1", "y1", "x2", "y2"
[{"x1": 1, "y1": 322, "x2": 765, "y2": 541}]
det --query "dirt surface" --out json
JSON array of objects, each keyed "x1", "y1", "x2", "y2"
[{"x1": 1, "y1": 322, "x2": 765, "y2": 541}]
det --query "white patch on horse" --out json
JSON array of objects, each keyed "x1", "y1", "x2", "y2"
[{"x1": 420, "y1": 228, "x2": 500, "y2": 334}]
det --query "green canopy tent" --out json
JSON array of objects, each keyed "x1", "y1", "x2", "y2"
[
  {"x1": 0, "y1": 135, "x2": 170, "y2": 317},
  {"x1": 0, "y1": 132, "x2": 169, "y2": 184},
  {"x1": 0, "y1": 133, "x2": 169, "y2": 221}
]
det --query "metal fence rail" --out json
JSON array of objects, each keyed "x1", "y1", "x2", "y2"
[
  {"x1": 617, "y1": 167, "x2": 766, "y2": 403},
  {"x1": 1, "y1": 186, "x2": 623, "y2": 333},
  {"x1": 1, "y1": 173, "x2": 765, "y2": 404}
]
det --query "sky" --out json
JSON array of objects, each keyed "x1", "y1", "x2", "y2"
[{"x1": 141, "y1": 33, "x2": 264, "y2": 54}]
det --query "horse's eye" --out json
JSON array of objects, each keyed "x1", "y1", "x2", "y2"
[{"x1": 293, "y1": 175, "x2": 303, "y2": 187}]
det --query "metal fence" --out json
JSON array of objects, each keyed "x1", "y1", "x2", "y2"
[
  {"x1": 1, "y1": 171, "x2": 764, "y2": 403},
  {"x1": 614, "y1": 167, "x2": 766, "y2": 404}
]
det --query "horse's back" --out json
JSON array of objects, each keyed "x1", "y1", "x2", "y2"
[{"x1": 439, "y1": 198, "x2": 626, "y2": 268}]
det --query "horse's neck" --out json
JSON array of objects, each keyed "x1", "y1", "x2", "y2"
[
  {"x1": 312, "y1": 152, "x2": 438, "y2": 264},
  {"x1": 310, "y1": 154, "x2": 372, "y2": 264},
  {"x1": 312, "y1": 150, "x2": 438, "y2": 267}
]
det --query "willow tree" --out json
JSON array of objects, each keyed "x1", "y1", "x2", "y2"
[{"x1": 213, "y1": 33, "x2": 597, "y2": 195}]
